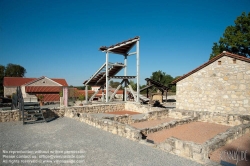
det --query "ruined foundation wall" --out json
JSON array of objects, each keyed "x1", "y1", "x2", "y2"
[
  {"x1": 64, "y1": 108, "x2": 142, "y2": 141},
  {"x1": 169, "y1": 109, "x2": 250, "y2": 126},
  {"x1": 157, "y1": 123, "x2": 250, "y2": 163},
  {"x1": 69, "y1": 103, "x2": 125, "y2": 114}
]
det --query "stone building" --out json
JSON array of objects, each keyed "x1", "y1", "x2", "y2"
[
  {"x1": 172, "y1": 51, "x2": 250, "y2": 115},
  {"x1": 3, "y1": 76, "x2": 68, "y2": 102}
]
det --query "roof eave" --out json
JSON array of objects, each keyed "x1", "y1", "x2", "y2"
[{"x1": 171, "y1": 51, "x2": 250, "y2": 84}]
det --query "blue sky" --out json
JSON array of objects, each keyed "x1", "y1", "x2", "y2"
[{"x1": 1, "y1": 0, "x2": 250, "y2": 86}]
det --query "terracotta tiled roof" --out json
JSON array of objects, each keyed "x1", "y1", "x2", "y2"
[
  {"x1": 26, "y1": 86, "x2": 61, "y2": 93},
  {"x1": 36, "y1": 94, "x2": 60, "y2": 102},
  {"x1": 51, "y1": 78, "x2": 68, "y2": 86},
  {"x1": 172, "y1": 51, "x2": 250, "y2": 84},
  {"x1": 3, "y1": 77, "x2": 68, "y2": 86},
  {"x1": 3, "y1": 77, "x2": 35, "y2": 86},
  {"x1": 75, "y1": 90, "x2": 95, "y2": 97},
  {"x1": 74, "y1": 89, "x2": 124, "y2": 97},
  {"x1": 116, "y1": 90, "x2": 123, "y2": 94}
]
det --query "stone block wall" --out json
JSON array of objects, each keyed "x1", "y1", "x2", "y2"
[
  {"x1": 176, "y1": 56, "x2": 250, "y2": 114},
  {"x1": 4, "y1": 86, "x2": 16, "y2": 97},
  {"x1": 125, "y1": 102, "x2": 166, "y2": 113},
  {"x1": 157, "y1": 123, "x2": 250, "y2": 163},
  {"x1": 64, "y1": 110, "x2": 142, "y2": 141},
  {"x1": 141, "y1": 117, "x2": 198, "y2": 135},
  {"x1": 169, "y1": 109, "x2": 250, "y2": 126},
  {"x1": 102, "y1": 109, "x2": 170, "y2": 125},
  {"x1": 0, "y1": 110, "x2": 20, "y2": 122},
  {"x1": 0, "y1": 108, "x2": 63, "y2": 122},
  {"x1": 66, "y1": 103, "x2": 125, "y2": 114}
]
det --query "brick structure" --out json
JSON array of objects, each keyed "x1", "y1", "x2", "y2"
[{"x1": 172, "y1": 52, "x2": 250, "y2": 114}]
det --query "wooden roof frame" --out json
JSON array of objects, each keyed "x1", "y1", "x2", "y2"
[{"x1": 99, "y1": 36, "x2": 140, "y2": 55}]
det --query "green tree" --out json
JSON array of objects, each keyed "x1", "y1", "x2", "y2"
[
  {"x1": 150, "y1": 70, "x2": 174, "y2": 93},
  {"x1": 129, "y1": 80, "x2": 137, "y2": 90},
  {"x1": 0, "y1": 65, "x2": 5, "y2": 96},
  {"x1": 76, "y1": 86, "x2": 91, "y2": 90},
  {"x1": 109, "y1": 80, "x2": 122, "y2": 89},
  {"x1": 150, "y1": 70, "x2": 173, "y2": 86},
  {"x1": 170, "y1": 76, "x2": 181, "y2": 92},
  {"x1": 5, "y1": 63, "x2": 26, "y2": 77},
  {"x1": 210, "y1": 12, "x2": 250, "y2": 59},
  {"x1": 0, "y1": 63, "x2": 26, "y2": 96}
]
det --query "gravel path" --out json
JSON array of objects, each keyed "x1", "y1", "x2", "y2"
[{"x1": 0, "y1": 117, "x2": 202, "y2": 166}]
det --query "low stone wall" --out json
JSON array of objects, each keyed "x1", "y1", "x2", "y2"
[
  {"x1": 68, "y1": 103, "x2": 125, "y2": 114},
  {"x1": 64, "y1": 109, "x2": 142, "y2": 141},
  {"x1": 0, "y1": 110, "x2": 20, "y2": 122},
  {"x1": 103, "y1": 115, "x2": 135, "y2": 125},
  {"x1": 169, "y1": 109, "x2": 250, "y2": 126},
  {"x1": 142, "y1": 117, "x2": 198, "y2": 135},
  {"x1": 125, "y1": 102, "x2": 166, "y2": 113},
  {"x1": 0, "y1": 108, "x2": 63, "y2": 122},
  {"x1": 157, "y1": 123, "x2": 250, "y2": 163},
  {"x1": 147, "y1": 109, "x2": 169, "y2": 120},
  {"x1": 102, "y1": 109, "x2": 171, "y2": 125}
]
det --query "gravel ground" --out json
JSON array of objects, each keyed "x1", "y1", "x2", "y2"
[{"x1": 0, "y1": 117, "x2": 202, "y2": 166}]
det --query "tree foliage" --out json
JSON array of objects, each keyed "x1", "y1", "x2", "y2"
[
  {"x1": 5, "y1": 63, "x2": 26, "y2": 77},
  {"x1": 0, "y1": 63, "x2": 26, "y2": 96},
  {"x1": 210, "y1": 12, "x2": 250, "y2": 59},
  {"x1": 110, "y1": 80, "x2": 123, "y2": 89},
  {"x1": 0, "y1": 65, "x2": 5, "y2": 95},
  {"x1": 150, "y1": 70, "x2": 174, "y2": 86},
  {"x1": 129, "y1": 80, "x2": 137, "y2": 90},
  {"x1": 149, "y1": 70, "x2": 176, "y2": 93}
]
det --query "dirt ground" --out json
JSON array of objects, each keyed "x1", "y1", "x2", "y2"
[
  {"x1": 146, "y1": 121, "x2": 230, "y2": 144},
  {"x1": 209, "y1": 133, "x2": 250, "y2": 166},
  {"x1": 130, "y1": 117, "x2": 175, "y2": 129},
  {"x1": 105, "y1": 110, "x2": 141, "y2": 115}
]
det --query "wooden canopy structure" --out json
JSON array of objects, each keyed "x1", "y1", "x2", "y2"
[
  {"x1": 141, "y1": 78, "x2": 173, "y2": 100},
  {"x1": 83, "y1": 36, "x2": 140, "y2": 103}
]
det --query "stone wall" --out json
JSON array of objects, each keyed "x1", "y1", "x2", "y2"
[
  {"x1": 176, "y1": 56, "x2": 250, "y2": 114},
  {"x1": 102, "y1": 109, "x2": 170, "y2": 125},
  {"x1": 125, "y1": 102, "x2": 166, "y2": 113},
  {"x1": 0, "y1": 110, "x2": 20, "y2": 122},
  {"x1": 157, "y1": 123, "x2": 250, "y2": 163},
  {"x1": 4, "y1": 86, "x2": 16, "y2": 97},
  {"x1": 64, "y1": 110, "x2": 142, "y2": 141},
  {"x1": 141, "y1": 117, "x2": 197, "y2": 135},
  {"x1": 169, "y1": 109, "x2": 250, "y2": 126},
  {"x1": 66, "y1": 103, "x2": 125, "y2": 114},
  {"x1": 0, "y1": 108, "x2": 63, "y2": 122}
]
